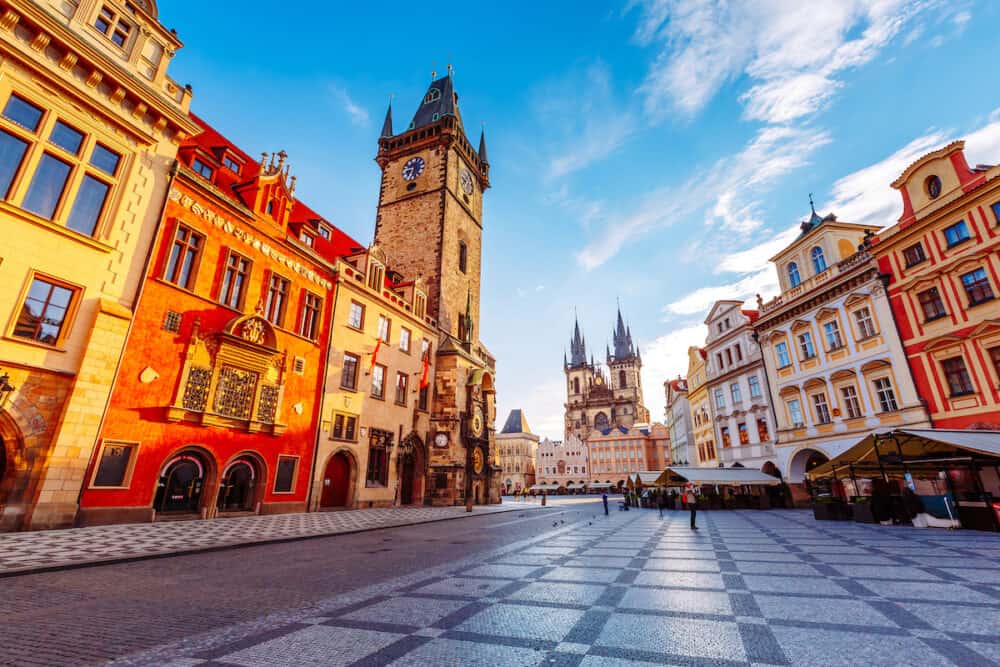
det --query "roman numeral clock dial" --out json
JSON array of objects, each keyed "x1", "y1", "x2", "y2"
[{"x1": 402, "y1": 156, "x2": 425, "y2": 181}]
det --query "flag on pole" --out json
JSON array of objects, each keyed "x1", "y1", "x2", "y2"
[
  {"x1": 419, "y1": 348, "x2": 430, "y2": 388},
  {"x1": 369, "y1": 338, "x2": 381, "y2": 372}
]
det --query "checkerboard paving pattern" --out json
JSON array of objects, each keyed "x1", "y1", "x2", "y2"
[
  {"x1": 113, "y1": 509, "x2": 1000, "y2": 666},
  {"x1": 0, "y1": 503, "x2": 540, "y2": 575}
]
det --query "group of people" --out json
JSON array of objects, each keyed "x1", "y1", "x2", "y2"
[{"x1": 602, "y1": 486, "x2": 701, "y2": 529}]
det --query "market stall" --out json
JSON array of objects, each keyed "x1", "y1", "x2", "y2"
[{"x1": 654, "y1": 466, "x2": 782, "y2": 510}]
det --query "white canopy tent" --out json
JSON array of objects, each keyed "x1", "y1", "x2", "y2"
[
  {"x1": 655, "y1": 466, "x2": 782, "y2": 487},
  {"x1": 529, "y1": 484, "x2": 560, "y2": 492}
]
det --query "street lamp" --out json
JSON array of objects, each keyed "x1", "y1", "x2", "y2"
[{"x1": 0, "y1": 371, "x2": 15, "y2": 408}]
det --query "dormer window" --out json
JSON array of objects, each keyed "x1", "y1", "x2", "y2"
[
  {"x1": 94, "y1": 6, "x2": 132, "y2": 48},
  {"x1": 318, "y1": 225, "x2": 332, "y2": 240},
  {"x1": 368, "y1": 262, "x2": 384, "y2": 291},
  {"x1": 424, "y1": 89, "x2": 441, "y2": 104},
  {"x1": 223, "y1": 156, "x2": 241, "y2": 174},
  {"x1": 191, "y1": 158, "x2": 213, "y2": 179},
  {"x1": 811, "y1": 246, "x2": 826, "y2": 273},
  {"x1": 788, "y1": 262, "x2": 801, "y2": 287},
  {"x1": 299, "y1": 231, "x2": 314, "y2": 247}
]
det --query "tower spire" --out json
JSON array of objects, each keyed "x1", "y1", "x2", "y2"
[
  {"x1": 380, "y1": 97, "x2": 393, "y2": 138},
  {"x1": 478, "y1": 126, "x2": 489, "y2": 165}
]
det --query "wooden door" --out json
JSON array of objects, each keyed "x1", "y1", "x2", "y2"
[{"x1": 321, "y1": 454, "x2": 350, "y2": 508}]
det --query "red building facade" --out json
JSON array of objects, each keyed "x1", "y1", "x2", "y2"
[
  {"x1": 78, "y1": 115, "x2": 359, "y2": 524},
  {"x1": 874, "y1": 140, "x2": 1000, "y2": 430}
]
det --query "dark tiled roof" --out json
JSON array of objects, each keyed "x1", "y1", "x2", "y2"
[
  {"x1": 501, "y1": 409, "x2": 532, "y2": 434},
  {"x1": 409, "y1": 75, "x2": 462, "y2": 132}
]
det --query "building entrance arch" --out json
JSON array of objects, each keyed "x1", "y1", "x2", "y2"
[
  {"x1": 788, "y1": 448, "x2": 829, "y2": 483},
  {"x1": 217, "y1": 455, "x2": 261, "y2": 512},
  {"x1": 321, "y1": 451, "x2": 354, "y2": 508},
  {"x1": 398, "y1": 433, "x2": 425, "y2": 506},
  {"x1": 155, "y1": 452, "x2": 210, "y2": 514}
]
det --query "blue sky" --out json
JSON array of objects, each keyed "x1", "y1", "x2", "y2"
[{"x1": 160, "y1": 0, "x2": 1000, "y2": 440}]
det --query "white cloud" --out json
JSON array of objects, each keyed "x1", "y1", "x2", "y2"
[
  {"x1": 664, "y1": 269, "x2": 778, "y2": 316},
  {"x1": 639, "y1": 322, "x2": 709, "y2": 417},
  {"x1": 330, "y1": 85, "x2": 370, "y2": 127},
  {"x1": 632, "y1": 0, "x2": 931, "y2": 124},
  {"x1": 576, "y1": 125, "x2": 830, "y2": 269},
  {"x1": 716, "y1": 225, "x2": 801, "y2": 274}
]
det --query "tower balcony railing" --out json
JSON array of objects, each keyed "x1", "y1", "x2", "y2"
[{"x1": 759, "y1": 250, "x2": 873, "y2": 315}]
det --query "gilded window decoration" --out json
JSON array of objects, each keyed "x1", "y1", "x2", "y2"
[
  {"x1": 214, "y1": 366, "x2": 259, "y2": 420},
  {"x1": 258, "y1": 384, "x2": 280, "y2": 424},
  {"x1": 182, "y1": 367, "x2": 212, "y2": 411}
]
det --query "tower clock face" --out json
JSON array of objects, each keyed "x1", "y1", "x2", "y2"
[
  {"x1": 402, "y1": 156, "x2": 425, "y2": 181},
  {"x1": 471, "y1": 405, "x2": 485, "y2": 438},
  {"x1": 472, "y1": 446, "x2": 485, "y2": 475},
  {"x1": 460, "y1": 168, "x2": 474, "y2": 195}
]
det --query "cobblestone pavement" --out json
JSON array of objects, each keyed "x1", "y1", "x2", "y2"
[
  {"x1": 0, "y1": 502, "x2": 542, "y2": 575},
  {"x1": 109, "y1": 506, "x2": 1000, "y2": 667}
]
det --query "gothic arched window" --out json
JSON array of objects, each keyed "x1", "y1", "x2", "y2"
[
  {"x1": 811, "y1": 246, "x2": 826, "y2": 274},
  {"x1": 594, "y1": 412, "x2": 609, "y2": 431},
  {"x1": 619, "y1": 370, "x2": 627, "y2": 387},
  {"x1": 458, "y1": 241, "x2": 467, "y2": 274},
  {"x1": 787, "y1": 262, "x2": 801, "y2": 287},
  {"x1": 573, "y1": 377, "x2": 580, "y2": 394}
]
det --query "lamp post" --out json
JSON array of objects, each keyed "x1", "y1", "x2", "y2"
[{"x1": 0, "y1": 371, "x2": 15, "y2": 408}]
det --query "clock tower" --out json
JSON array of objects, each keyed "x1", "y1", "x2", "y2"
[{"x1": 373, "y1": 73, "x2": 499, "y2": 506}]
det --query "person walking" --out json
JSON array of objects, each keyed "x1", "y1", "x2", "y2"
[
  {"x1": 685, "y1": 484, "x2": 698, "y2": 530},
  {"x1": 602, "y1": 492, "x2": 609, "y2": 516}
]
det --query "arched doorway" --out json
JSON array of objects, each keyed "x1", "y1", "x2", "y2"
[
  {"x1": 399, "y1": 433, "x2": 425, "y2": 506},
  {"x1": 155, "y1": 452, "x2": 209, "y2": 514},
  {"x1": 761, "y1": 461, "x2": 786, "y2": 508},
  {"x1": 789, "y1": 448, "x2": 829, "y2": 482},
  {"x1": 320, "y1": 452, "x2": 353, "y2": 508},
  {"x1": 217, "y1": 455, "x2": 260, "y2": 512}
]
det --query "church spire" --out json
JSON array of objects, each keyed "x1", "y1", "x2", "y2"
[
  {"x1": 612, "y1": 302, "x2": 636, "y2": 360},
  {"x1": 568, "y1": 312, "x2": 587, "y2": 367},
  {"x1": 380, "y1": 100, "x2": 393, "y2": 138},
  {"x1": 478, "y1": 128, "x2": 489, "y2": 165}
]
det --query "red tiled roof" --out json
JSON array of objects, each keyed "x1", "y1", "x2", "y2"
[{"x1": 182, "y1": 113, "x2": 363, "y2": 264}]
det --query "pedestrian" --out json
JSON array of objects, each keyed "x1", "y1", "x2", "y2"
[
  {"x1": 657, "y1": 491, "x2": 666, "y2": 519},
  {"x1": 685, "y1": 484, "x2": 698, "y2": 530},
  {"x1": 602, "y1": 492, "x2": 609, "y2": 516}
]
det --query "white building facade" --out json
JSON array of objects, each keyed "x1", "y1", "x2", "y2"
[
  {"x1": 535, "y1": 435, "x2": 589, "y2": 490},
  {"x1": 704, "y1": 302, "x2": 777, "y2": 470},
  {"x1": 664, "y1": 378, "x2": 694, "y2": 466}
]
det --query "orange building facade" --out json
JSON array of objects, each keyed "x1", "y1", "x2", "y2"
[
  {"x1": 77, "y1": 115, "x2": 357, "y2": 524},
  {"x1": 874, "y1": 141, "x2": 1000, "y2": 430}
]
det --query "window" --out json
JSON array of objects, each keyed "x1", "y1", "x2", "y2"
[
  {"x1": 903, "y1": 243, "x2": 926, "y2": 267},
  {"x1": 823, "y1": 320, "x2": 843, "y2": 350},
  {"x1": 368, "y1": 262, "x2": 384, "y2": 290},
  {"x1": 918, "y1": 287, "x2": 948, "y2": 321},
  {"x1": 366, "y1": 429, "x2": 392, "y2": 486},
  {"x1": 738, "y1": 422, "x2": 749, "y2": 445},
  {"x1": 716, "y1": 353, "x2": 724, "y2": 369},
  {"x1": 730, "y1": 382, "x2": 742, "y2": 403},
  {"x1": 264, "y1": 273, "x2": 290, "y2": 326},
  {"x1": 191, "y1": 158, "x2": 213, "y2": 179},
  {"x1": 798, "y1": 332, "x2": 816, "y2": 359},
  {"x1": 341, "y1": 352, "x2": 359, "y2": 390},
  {"x1": 943, "y1": 220, "x2": 971, "y2": 247},
  {"x1": 961, "y1": 268, "x2": 994, "y2": 306},
  {"x1": 990, "y1": 347, "x2": 1000, "y2": 383},
  {"x1": 735, "y1": 344, "x2": 742, "y2": 362},
  {"x1": 14, "y1": 276, "x2": 77, "y2": 344},
  {"x1": 873, "y1": 377, "x2": 899, "y2": 412},
  {"x1": 219, "y1": 251, "x2": 251, "y2": 309},
  {"x1": 458, "y1": 240, "x2": 468, "y2": 273},
  {"x1": 348, "y1": 301, "x2": 364, "y2": 329},
  {"x1": 400, "y1": 327, "x2": 411, "y2": 353},
  {"x1": 0, "y1": 129, "x2": 29, "y2": 199},
  {"x1": 395, "y1": 371, "x2": 409, "y2": 405},
  {"x1": 223, "y1": 156, "x2": 241, "y2": 174},
  {"x1": 812, "y1": 393, "x2": 831, "y2": 424},
  {"x1": 274, "y1": 456, "x2": 297, "y2": 493},
  {"x1": 299, "y1": 231, "x2": 314, "y2": 247},
  {"x1": 720, "y1": 427, "x2": 730, "y2": 448},
  {"x1": 811, "y1": 246, "x2": 826, "y2": 273},
  {"x1": 788, "y1": 399, "x2": 804, "y2": 427},
  {"x1": 3, "y1": 94, "x2": 43, "y2": 131},
  {"x1": 332, "y1": 413, "x2": 358, "y2": 441},
  {"x1": 318, "y1": 225, "x2": 331, "y2": 240},
  {"x1": 213, "y1": 366, "x2": 258, "y2": 420},
  {"x1": 619, "y1": 370, "x2": 627, "y2": 387},
  {"x1": 775, "y1": 341, "x2": 791, "y2": 367},
  {"x1": 418, "y1": 382, "x2": 429, "y2": 411},
  {"x1": 788, "y1": 262, "x2": 801, "y2": 287},
  {"x1": 941, "y1": 357, "x2": 974, "y2": 396},
  {"x1": 714, "y1": 388, "x2": 725, "y2": 409},
  {"x1": 94, "y1": 5, "x2": 131, "y2": 47},
  {"x1": 371, "y1": 363, "x2": 386, "y2": 399},
  {"x1": 853, "y1": 307, "x2": 877, "y2": 338},
  {"x1": 92, "y1": 441, "x2": 135, "y2": 487},
  {"x1": 377, "y1": 315, "x2": 390, "y2": 343},
  {"x1": 298, "y1": 291, "x2": 322, "y2": 340},
  {"x1": 840, "y1": 385, "x2": 862, "y2": 419},
  {"x1": 756, "y1": 418, "x2": 769, "y2": 441},
  {"x1": 164, "y1": 225, "x2": 203, "y2": 289},
  {"x1": 748, "y1": 375, "x2": 761, "y2": 398},
  {"x1": 414, "y1": 293, "x2": 426, "y2": 319},
  {"x1": 23, "y1": 153, "x2": 71, "y2": 220}
]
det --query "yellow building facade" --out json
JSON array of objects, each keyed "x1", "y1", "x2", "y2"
[
  {"x1": 0, "y1": 0, "x2": 196, "y2": 529},
  {"x1": 686, "y1": 346, "x2": 717, "y2": 466},
  {"x1": 312, "y1": 246, "x2": 438, "y2": 509}
]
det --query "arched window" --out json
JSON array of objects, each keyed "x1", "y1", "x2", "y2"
[
  {"x1": 573, "y1": 377, "x2": 580, "y2": 394},
  {"x1": 619, "y1": 370, "x2": 627, "y2": 387},
  {"x1": 787, "y1": 262, "x2": 801, "y2": 287},
  {"x1": 458, "y1": 241, "x2": 467, "y2": 274},
  {"x1": 594, "y1": 412, "x2": 609, "y2": 430},
  {"x1": 811, "y1": 246, "x2": 826, "y2": 273}
]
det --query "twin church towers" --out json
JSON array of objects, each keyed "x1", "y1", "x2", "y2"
[{"x1": 563, "y1": 307, "x2": 649, "y2": 442}]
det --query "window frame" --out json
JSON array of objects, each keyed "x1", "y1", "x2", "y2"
[
  {"x1": 394, "y1": 371, "x2": 408, "y2": 406},
  {"x1": 960, "y1": 268, "x2": 995, "y2": 307},
  {"x1": 264, "y1": 272, "x2": 291, "y2": 326},
  {"x1": 93, "y1": 4, "x2": 133, "y2": 49},
  {"x1": 272, "y1": 455, "x2": 299, "y2": 494},
  {"x1": 399, "y1": 326, "x2": 411, "y2": 353},
  {"x1": 823, "y1": 320, "x2": 844, "y2": 350},
  {"x1": 811, "y1": 246, "x2": 826, "y2": 274},
  {"x1": 853, "y1": 307, "x2": 877, "y2": 339},
  {"x1": 88, "y1": 440, "x2": 139, "y2": 489},
  {"x1": 218, "y1": 249, "x2": 251, "y2": 310},
  {"x1": 787, "y1": 262, "x2": 801, "y2": 287},
  {"x1": 775, "y1": 341, "x2": 791, "y2": 368},
  {"x1": 376, "y1": 315, "x2": 390, "y2": 343},
  {"x1": 10, "y1": 272, "x2": 82, "y2": 348},
  {"x1": 943, "y1": 220, "x2": 971, "y2": 248},
  {"x1": 340, "y1": 352, "x2": 360, "y2": 391},
  {"x1": 840, "y1": 384, "x2": 863, "y2": 419},
  {"x1": 298, "y1": 290, "x2": 322, "y2": 340},
  {"x1": 811, "y1": 392, "x2": 832, "y2": 424},
  {"x1": 370, "y1": 362, "x2": 387, "y2": 400},
  {"x1": 748, "y1": 375, "x2": 761, "y2": 398},
  {"x1": 191, "y1": 157, "x2": 213, "y2": 179},
  {"x1": 163, "y1": 223, "x2": 204, "y2": 290},
  {"x1": 941, "y1": 356, "x2": 975, "y2": 396},
  {"x1": 347, "y1": 300, "x2": 365, "y2": 330},
  {"x1": 872, "y1": 377, "x2": 899, "y2": 412},
  {"x1": 902, "y1": 242, "x2": 926, "y2": 268},
  {"x1": 917, "y1": 286, "x2": 948, "y2": 321},
  {"x1": 798, "y1": 331, "x2": 816, "y2": 360}
]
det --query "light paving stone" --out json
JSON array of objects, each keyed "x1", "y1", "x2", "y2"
[
  {"x1": 897, "y1": 601, "x2": 1000, "y2": 636},
  {"x1": 618, "y1": 587, "x2": 733, "y2": 615},
  {"x1": 460, "y1": 564, "x2": 541, "y2": 580},
  {"x1": 753, "y1": 594, "x2": 897, "y2": 627},
  {"x1": 770, "y1": 625, "x2": 954, "y2": 667},
  {"x1": 741, "y1": 575, "x2": 852, "y2": 597},
  {"x1": 342, "y1": 596, "x2": 468, "y2": 627},
  {"x1": 633, "y1": 570, "x2": 726, "y2": 590},
  {"x1": 411, "y1": 576, "x2": 511, "y2": 598},
  {"x1": 643, "y1": 557, "x2": 721, "y2": 572},
  {"x1": 734, "y1": 561, "x2": 820, "y2": 576},
  {"x1": 386, "y1": 638, "x2": 546, "y2": 666},
  {"x1": 860, "y1": 580, "x2": 999, "y2": 604},
  {"x1": 596, "y1": 612, "x2": 746, "y2": 661},
  {"x1": 937, "y1": 567, "x2": 1000, "y2": 584},
  {"x1": 829, "y1": 565, "x2": 939, "y2": 581},
  {"x1": 457, "y1": 603, "x2": 583, "y2": 641},
  {"x1": 543, "y1": 566, "x2": 623, "y2": 583},
  {"x1": 507, "y1": 581, "x2": 608, "y2": 606},
  {"x1": 221, "y1": 625, "x2": 402, "y2": 666}
]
